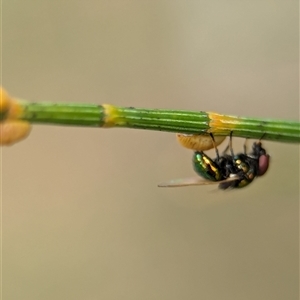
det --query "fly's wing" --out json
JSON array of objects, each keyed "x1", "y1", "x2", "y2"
[{"x1": 158, "y1": 175, "x2": 240, "y2": 188}]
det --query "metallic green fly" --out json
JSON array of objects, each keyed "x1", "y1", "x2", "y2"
[{"x1": 159, "y1": 133, "x2": 270, "y2": 189}]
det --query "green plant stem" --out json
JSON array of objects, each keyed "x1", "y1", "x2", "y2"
[{"x1": 17, "y1": 101, "x2": 300, "y2": 143}]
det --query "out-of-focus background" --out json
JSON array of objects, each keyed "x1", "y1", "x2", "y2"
[{"x1": 2, "y1": 1, "x2": 299, "y2": 299}]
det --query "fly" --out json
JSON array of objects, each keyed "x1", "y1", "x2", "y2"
[{"x1": 159, "y1": 133, "x2": 270, "y2": 189}]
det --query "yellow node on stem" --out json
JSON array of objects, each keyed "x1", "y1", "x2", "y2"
[
  {"x1": 102, "y1": 104, "x2": 122, "y2": 127},
  {"x1": 208, "y1": 112, "x2": 237, "y2": 134}
]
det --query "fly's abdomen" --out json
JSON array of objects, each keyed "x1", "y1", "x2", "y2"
[{"x1": 193, "y1": 151, "x2": 223, "y2": 181}]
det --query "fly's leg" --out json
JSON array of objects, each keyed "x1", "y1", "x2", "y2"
[
  {"x1": 243, "y1": 138, "x2": 248, "y2": 154},
  {"x1": 209, "y1": 133, "x2": 220, "y2": 162},
  {"x1": 228, "y1": 131, "x2": 240, "y2": 175},
  {"x1": 222, "y1": 142, "x2": 229, "y2": 156},
  {"x1": 229, "y1": 131, "x2": 234, "y2": 158},
  {"x1": 259, "y1": 132, "x2": 266, "y2": 141}
]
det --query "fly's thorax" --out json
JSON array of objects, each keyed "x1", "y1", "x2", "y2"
[
  {"x1": 193, "y1": 151, "x2": 223, "y2": 181},
  {"x1": 233, "y1": 154, "x2": 250, "y2": 173},
  {"x1": 215, "y1": 155, "x2": 235, "y2": 178},
  {"x1": 232, "y1": 154, "x2": 257, "y2": 188}
]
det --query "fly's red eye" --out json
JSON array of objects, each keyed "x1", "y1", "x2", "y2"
[{"x1": 258, "y1": 154, "x2": 270, "y2": 176}]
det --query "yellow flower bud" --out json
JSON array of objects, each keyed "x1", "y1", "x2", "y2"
[
  {"x1": 176, "y1": 133, "x2": 226, "y2": 151},
  {"x1": 0, "y1": 87, "x2": 32, "y2": 146}
]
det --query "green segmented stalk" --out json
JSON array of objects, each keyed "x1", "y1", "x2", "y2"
[
  {"x1": 19, "y1": 102, "x2": 105, "y2": 127},
  {"x1": 15, "y1": 101, "x2": 300, "y2": 143}
]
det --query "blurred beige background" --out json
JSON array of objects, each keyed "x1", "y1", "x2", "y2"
[{"x1": 2, "y1": 1, "x2": 299, "y2": 299}]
